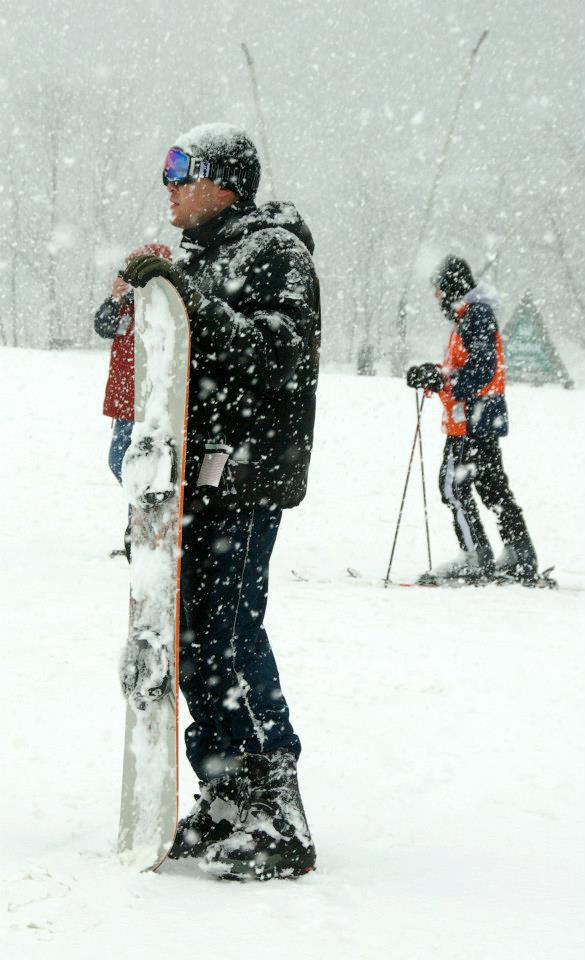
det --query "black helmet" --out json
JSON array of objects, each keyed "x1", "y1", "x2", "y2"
[{"x1": 431, "y1": 255, "x2": 475, "y2": 311}]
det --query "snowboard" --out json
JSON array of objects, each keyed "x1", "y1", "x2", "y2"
[{"x1": 117, "y1": 277, "x2": 190, "y2": 871}]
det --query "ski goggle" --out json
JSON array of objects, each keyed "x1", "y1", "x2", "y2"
[{"x1": 162, "y1": 146, "x2": 212, "y2": 186}]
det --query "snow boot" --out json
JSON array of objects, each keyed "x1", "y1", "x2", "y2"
[
  {"x1": 168, "y1": 775, "x2": 243, "y2": 860},
  {"x1": 494, "y1": 538, "x2": 538, "y2": 584},
  {"x1": 201, "y1": 750, "x2": 316, "y2": 881},
  {"x1": 419, "y1": 545, "x2": 495, "y2": 585}
]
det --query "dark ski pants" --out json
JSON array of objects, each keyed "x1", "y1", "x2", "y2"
[
  {"x1": 439, "y1": 436, "x2": 533, "y2": 554},
  {"x1": 108, "y1": 418, "x2": 133, "y2": 557},
  {"x1": 108, "y1": 418, "x2": 133, "y2": 484},
  {"x1": 179, "y1": 504, "x2": 300, "y2": 783}
]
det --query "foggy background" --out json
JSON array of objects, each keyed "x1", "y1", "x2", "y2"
[{"x1": 0, "y1": 0, "x2": 583, "y2": 377}]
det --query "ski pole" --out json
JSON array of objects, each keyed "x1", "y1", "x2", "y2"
[
  {"x1": 384, "y1": 393, "x2": 426, "y2": 586},
  {"x1": 415, "y1": 391, "x2": 432, "y2": 570}
]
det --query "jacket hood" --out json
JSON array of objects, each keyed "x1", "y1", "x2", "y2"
[
  {"x1": 181, "y1": 200, "x2": 315, "y2": 257},
  {"x1": 460, "y1": 281, "x2": 501, "y2": 312},
  {"x1": 225, "y1": 201, "x2": 314, "y2": 254}
]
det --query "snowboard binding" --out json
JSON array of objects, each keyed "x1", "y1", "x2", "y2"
[
  {"x1": 122, "y1": 434, "x2": 178, "y2": 509},
  {"x1": 120, "y1": 627, "x2": 172, "y2": 711}
]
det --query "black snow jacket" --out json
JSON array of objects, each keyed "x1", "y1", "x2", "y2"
[{"x1": 176, "y1": 200, "x2": 320, "y2": 510}]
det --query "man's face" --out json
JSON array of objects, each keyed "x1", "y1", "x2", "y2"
[
  {"x1": 166, "y1": 178, "x2": 237, "y2": 229},
  {"x1": 434, "y1": 286, "x2": 452, "y2": 318}
]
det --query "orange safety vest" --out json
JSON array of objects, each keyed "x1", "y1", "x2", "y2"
[{"x1": 438, "y1": 304, "x2": 506, "y2": 436}]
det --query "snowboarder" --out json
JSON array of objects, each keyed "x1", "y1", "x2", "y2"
[
  {"x1": 120, "y1": 124, "x2": 319, "y2": 880},
  {"x1": 95, "y1": 244, "x2": 172, "y2": 556},
  {"x1": 406, "y1": 255, "x2": 538, "y2": 585}
]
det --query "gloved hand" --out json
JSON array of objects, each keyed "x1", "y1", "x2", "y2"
[
  {"x1": 120, "y1": 255, "x2": 203, "y2": 316},
  {"x1": 406, "y1": 362, "x2": 443, "y2": 392}
]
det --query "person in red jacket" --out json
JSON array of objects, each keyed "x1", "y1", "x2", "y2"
[
  {"x1": 407, "y1": 255, "x2": 538, "y2": 585},
  {"x1": 94, "y1": 244, "x2": 172, "y2": 554}
]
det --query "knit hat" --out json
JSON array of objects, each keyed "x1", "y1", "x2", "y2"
[
  {"x1": 431, "y1": 255, "x2": 475, "y2": 308},
  {"x1": 174, "y1": 123, "x2": 261, "y2": 200},
  {"x1": 125, "y1": 243, "x2": 172, "y2": 265}
]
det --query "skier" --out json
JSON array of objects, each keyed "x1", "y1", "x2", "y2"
[
  {"x1": 121, "y1": 124, "x2": 319, "y2": 880},
  {"x1": 94, "y1": 244, "x2": 172, "y2": 556},
  {"x1": 406, "y1": 254, "x2": 538, "y2": 585}
]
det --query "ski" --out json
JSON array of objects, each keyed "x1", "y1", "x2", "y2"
[
  {"x1": 410, "y1": 565, "x2": 559, "y2": 589},
  {"x1": 292, "y1": 566, "x2": 577, "y2": 591},
  {"x1": 493, "y1": 566, "x2": 558, "y2": 590},
  {"x1": 390, "y1": 575, "x2": 559, "y2": 589},
  {"x1": 345, "y1": 567, "x2": 577, "y2": 591},
  {"x1": 117, "y1": 277, "x2": 190, "y2": 872}
]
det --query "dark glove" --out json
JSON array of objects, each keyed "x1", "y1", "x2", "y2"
[
  {"x1": 120, "y1": 255, "x2": 203, "y2": 315},
  {"x1": 406, "y1": 362, "x2": 443, "y2": 392}
]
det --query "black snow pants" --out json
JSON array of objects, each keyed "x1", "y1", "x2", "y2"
[
  {"x1": 438, "y1": 436, "x2": 532, "y2": 554},
  {"x1": 179, "y1": 503, "x2": 300, "y2": 784}
]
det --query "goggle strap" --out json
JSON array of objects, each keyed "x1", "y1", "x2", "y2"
[
  {"x1": 166, "y1": 151, "x2": 259, "y2": 196},
  {"x1": 194, "y1": 159, "x2": 212, "y2": 179}
]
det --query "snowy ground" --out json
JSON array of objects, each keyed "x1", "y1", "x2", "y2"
[{"x1": 1, "y1": 347, "x2": 584, "y2": 960}]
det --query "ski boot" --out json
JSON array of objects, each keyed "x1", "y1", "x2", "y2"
[
  {"x1": 201, "y1": 750, "x2": 316, "y2": 881},
  {"x1": 168, "y1": 775, "x2": 243, "y2": 860},
  {"x1": 494, "y1": 538, "x2": 538, "y2": 585},
  {"x1": 418, "y1": 545, "x2": 495, "y2": 586}
]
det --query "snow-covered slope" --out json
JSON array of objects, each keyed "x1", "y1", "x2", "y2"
[{"x1": 1, "y1": 347, "x2": 584, "y2": 960}]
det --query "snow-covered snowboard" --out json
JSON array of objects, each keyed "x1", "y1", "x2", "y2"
[{"x1": 118, "y1": 277, "x2": 190, "y2": 871}]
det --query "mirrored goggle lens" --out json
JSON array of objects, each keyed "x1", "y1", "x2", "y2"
[{"x1": 162, "y1": 147, "x2": 191, "y2": 185}]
